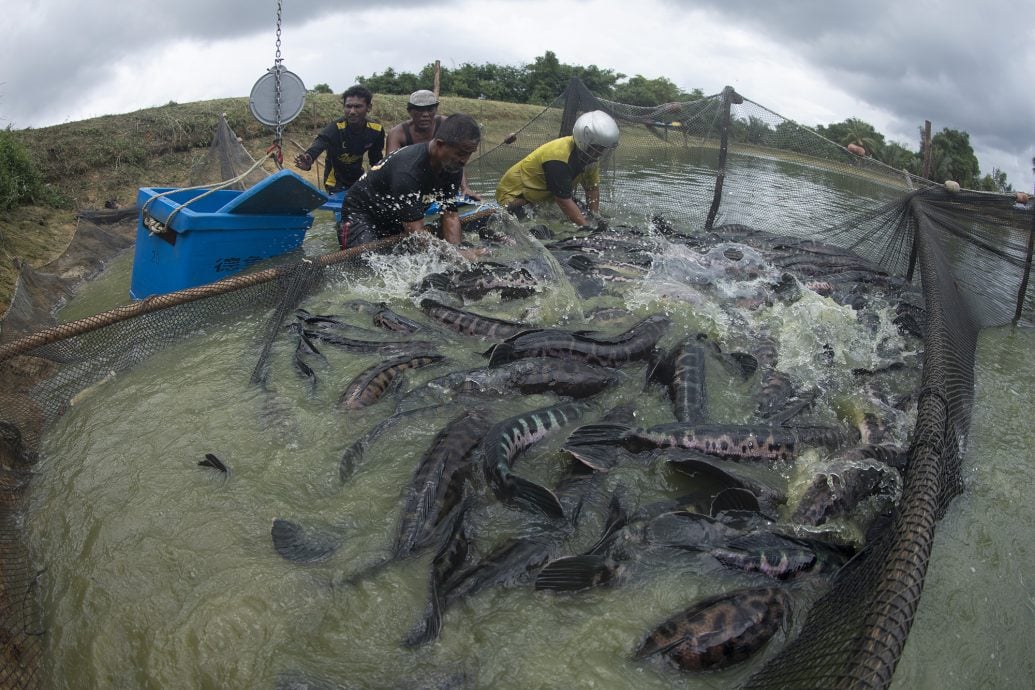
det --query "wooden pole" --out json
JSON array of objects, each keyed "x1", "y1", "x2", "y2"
[
  {"x1": 434, "y1": 60, "x2": 441, "y2": 98},
  {"x1": 921, "y1": 120, "x2": 932, "y2": 180},
  {"x1": 1014, "y1": 206, "x2": 1035, "y2": 323}
]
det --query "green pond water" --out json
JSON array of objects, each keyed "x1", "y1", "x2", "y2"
[{"x1": 26, "y1": 157, "x2": 1033, "y2": 689}]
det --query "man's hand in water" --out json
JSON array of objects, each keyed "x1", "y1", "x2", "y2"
[{"x1": 460, "y1": 247, "x2": 489, "y2": 261}]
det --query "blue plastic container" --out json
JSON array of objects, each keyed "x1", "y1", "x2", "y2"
[{"x1": 130, "y1": 170, "x2": 327, "y2": 299}]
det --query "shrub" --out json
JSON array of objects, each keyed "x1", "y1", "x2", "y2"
[{"x1": 0, "y1": 128, "x2": 45, "y2": 211}]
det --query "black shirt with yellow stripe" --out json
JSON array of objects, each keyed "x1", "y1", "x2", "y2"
[{"x1": 303, "y1": 118, "x2": 385, "y2": 193}]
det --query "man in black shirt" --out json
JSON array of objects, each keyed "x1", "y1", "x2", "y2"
[
  {"x1": 340, "y1": 113, "x2": 481, "y2": 250},
  {"x1": 294, "y1": 85, "x2": 385, "y2": 193}
]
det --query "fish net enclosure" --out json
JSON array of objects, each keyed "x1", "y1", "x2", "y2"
[{"x1": 1, "y1": 77, "x2": 1033, "y2": 689}]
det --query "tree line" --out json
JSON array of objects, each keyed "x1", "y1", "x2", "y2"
[{"x1": 312, "y1": 50, "x2": 1013, "y2": 193}]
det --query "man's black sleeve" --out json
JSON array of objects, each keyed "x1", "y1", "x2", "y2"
[{"x1": 542, "y1": 160, "x2": 575, "y2": 199}]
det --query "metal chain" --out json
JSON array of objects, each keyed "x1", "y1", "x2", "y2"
[{"x1": 273, "y1": 0, "x2": 284, "y2": 153}]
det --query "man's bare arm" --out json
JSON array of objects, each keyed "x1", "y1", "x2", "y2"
[{"x1": 554, "y1": 197, "x2": 590, "y2": 226}]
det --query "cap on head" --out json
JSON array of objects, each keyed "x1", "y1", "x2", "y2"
[{"x1": 408, "y1": 90, "x2": 439, "y2": 108}]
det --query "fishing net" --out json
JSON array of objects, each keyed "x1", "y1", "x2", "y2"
[{"x1": 1, "y1": 78, "x2": 1032, "y2": 688}]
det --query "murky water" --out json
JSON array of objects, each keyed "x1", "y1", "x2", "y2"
[{"x1": 30, "y1": 159, "x2": 1032, "y2": 688}]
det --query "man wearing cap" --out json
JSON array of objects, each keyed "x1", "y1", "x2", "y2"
[
  {"x1": 387, "y1": 90, "x2": 481, "y2": 199},
  {"x1": 386, "y1": 90, "x2": 445, "y2": 153},
  {"x1": 294, "y1": 85, "x2": 385, "y2": 194}
]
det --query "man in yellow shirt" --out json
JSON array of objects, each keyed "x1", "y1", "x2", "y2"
[{"x1": 495, "y1": 110, "x2": 619, "y2": 227}]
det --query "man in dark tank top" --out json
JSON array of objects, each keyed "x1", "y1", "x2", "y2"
[{"x1": 386, "y1": 90, "x2": 480, "y2": 199}]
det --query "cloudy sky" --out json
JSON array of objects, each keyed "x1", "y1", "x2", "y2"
[{"x1": 3, "y1": 0, "x2": 1033, "y2": 191}]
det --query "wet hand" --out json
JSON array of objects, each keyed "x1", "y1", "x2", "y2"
[
  {"x1": 294, "y1": 152, "x2": 313, "y2": 170},
  {"x1": 459, "y1": 247, "x2": 489, "y2": 261}
]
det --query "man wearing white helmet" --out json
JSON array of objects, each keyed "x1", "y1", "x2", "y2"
[{"x1": 495, "y1": 110, "x2": 619, "y2": 227}]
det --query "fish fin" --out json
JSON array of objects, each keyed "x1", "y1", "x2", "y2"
[
  {"x1": 270, "y1": 518, "x2": 339, "y2": 564},
  {"x1": 292, "y1": 352, "x2": 317, "y2": 390},
  {"x1": 563, "y1": 442, "x2": 620, "y2": 471},
  {"x1": 564, "y1": 423, "x2": 630, "y2": 447},
  {"x1": 198, "y1": 453, "x2": 228, "y2": 474},
  {"x1": 296, "y1": 330, "x2": 324, "y2": 358},
  {"x1": 727, "y1": 352, "x2": 759, "y2": 379},
  {"x1": 585, "y1": 492, "x2": 629, "y2": 555},
  {"x1": 501, "y1": 328, "x2": 544, "y2": 343},
  {"x1": 339, "y1": 439, "x2": 365, "y2": 482},
  {"x1": 508, "y1": 476, "x2": 565, "y2": 519},
  {"x1": 403, "y1": 597, "x2": 442, "y2": 648},
  {"x1": 534, "y1": 555, "x2": 611, "y2": 591},
  {"x1": 485, "y1": 342, "x2": 516, "y2": 366},
  {"x1": 710, "y1": 487, "x2": 761, "y2": 516},
  {"x1": 422, "y1": 274, "x2": 452, "y2": 292}
]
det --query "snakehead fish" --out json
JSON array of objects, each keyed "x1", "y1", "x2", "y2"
[
  {"x1": 393, "y1": 411, "x2": 492, "y2": 559},
  {"x1": 419, "y1": 298, "x2": 533, "y2": 340},
  {"x1": 419, "y1": 358, "x2": 618, "y2": 401},
  {"x1": 405, "y1": 472, "x2": 599, "y2": 646},
  {"x1": 338, "y1": 354, "x2": 445, "y2": 409},
  {"x1": 418, "y1": 262, "x2": 539, "y2": 301},
  {"x1": 565, "y1": 422, "x2": 853, "y2": 463},
  {"x1": 535, "y1": 493, "x2": 750, "y2": 592},
  {"x1": 791, "y1": 445, "x2": 904, "y2": 526},
  {"x1": 482, "y1": 401, "x2": 586, "y2": 518},
  {"x1": 304, "y1": 329, "x2": 439, "y2": 354},
  {"x1": 648, "y1": 337, "x2": 708, "y2": 423},
  {"x1": 708, "y1": 531, "x2": 854, "y2": 580},
  {"x1": 485, "y1": 314, "x2": 671, "y2": 368},
  {"x1": 633, "y1": 586, "x2": 791, "y2": 672}
]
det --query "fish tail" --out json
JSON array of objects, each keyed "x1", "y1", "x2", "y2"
[
  {"x1": 508, "y1": 475, "x2": 565, "y2": 519},
  {"x1": 339, "y1": 439, "x2": 365, "y2": 482},
  {"x1": 198, "y1": 453, "x2": 229, "y2": 474},
  {"x1": 534, "y1": 555, "x2": 610, "y2": 591},
  {"x1": 270, "y1": 518, "x2": 339, "y2": 564},
  {"x1": 564, "y1": 423, "x2": 630, "y2": 447}
]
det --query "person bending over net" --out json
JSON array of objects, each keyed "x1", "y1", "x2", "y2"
[{"x1": 495, "y1": 110, "x2": 619, "y2": 229}]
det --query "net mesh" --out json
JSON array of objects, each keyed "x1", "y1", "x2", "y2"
[{"x1": 1, "y1": 78, "x2": 1032, "y2": 688}]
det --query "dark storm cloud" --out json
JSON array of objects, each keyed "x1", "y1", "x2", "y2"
[
  {"x1": 0, "y1": 0, "x2": 438, "y2": 127},
  {"x1": 667, "y1": 0, "x2": 1033, "y2": 181}
]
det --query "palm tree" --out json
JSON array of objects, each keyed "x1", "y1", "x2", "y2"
[{"x1": 840, "y1": 118, "x2": 881, "y2": 157}]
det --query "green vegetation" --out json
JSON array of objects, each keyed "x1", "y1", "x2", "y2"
[
  {"x1": 355, "y1": 51, "x2": 1015, "y2": 193},
  {"x1": 0, "y1": 128, "x2": 58, "y2": 211}
]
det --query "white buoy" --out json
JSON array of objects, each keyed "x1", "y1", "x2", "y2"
[{"x1": 944, "y1": 180, "x2": 960, "y2": 193}]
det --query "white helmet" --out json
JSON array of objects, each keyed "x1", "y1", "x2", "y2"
[{"x1": 572, "y1": 110, "x2": 619, "y2": 157}]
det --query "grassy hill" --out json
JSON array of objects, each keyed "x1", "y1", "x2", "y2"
[{"x1": 0, "y1": 93, "x2": 544, "y2": 314}]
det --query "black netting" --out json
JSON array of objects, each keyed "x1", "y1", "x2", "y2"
[{"x1": 1, "y1": 79, "x2": 1032, "y2": 688}]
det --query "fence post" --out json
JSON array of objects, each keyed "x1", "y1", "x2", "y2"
[{"x1": 1014, "y1": 206, "x2": 1035, "y2": 323}]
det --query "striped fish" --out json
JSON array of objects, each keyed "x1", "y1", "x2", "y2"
[
  {"x1": 482, "y1": 401, "x2": 586, "y2": 518},
  {"x1": 419, "y1": 298, "x2": 533, "y2": 340},
  {"x1": 633, "y1": 586, "x2": 791, "y2": 672},
  {"x1": 394, "y1": 411, "x2": 491, "y2": 559},
  {"x1": 338, "y1": 354, "x2": 445, "y2": 409},
  {"x1": 565, "y1": 422, "x2": 853, "y2": 463},
  {"x1": 485, "y1": 315, "x2": 670, "y2": 368},
  {"x1": 648, "y1": 338, "x2": 708, "y2": 423}
]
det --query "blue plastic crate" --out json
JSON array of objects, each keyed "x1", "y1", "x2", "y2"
[{"x1": 130, "y1": 170, "x2": 327, "y2": 299}]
